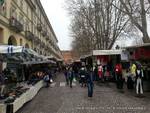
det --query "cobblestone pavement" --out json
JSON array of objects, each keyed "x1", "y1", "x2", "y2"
[{"x1": 16, "y1": 73, "x2": 150, "y2": 113}]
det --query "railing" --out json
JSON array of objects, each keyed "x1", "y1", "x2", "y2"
[
  {"x1": 9, "y1": 17, "x2": 23, "y2": 32},
  {"x1": 37, "y1": 24, "x2": 42, "y2": 31},
  {"x1": 25, "y1": 31, "x2": 34, "y2": 41},
  {"x1": 34, "y1": 36, "x2": 39, "y2": 43},
  {"x1": 46, "y1": 35, "x2": 49, "y2": 40},
  {"x1": 41, "y1": 30, "x2": 47, "y2": 37}
]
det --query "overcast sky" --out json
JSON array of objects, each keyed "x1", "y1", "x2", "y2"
[{"x1": 41, "y1": 0, "x2": 71, "y2": 50}]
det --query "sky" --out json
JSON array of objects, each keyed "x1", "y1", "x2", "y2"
[{"x1": 41, "y1": 0, "x2": 71, "y2": 50}]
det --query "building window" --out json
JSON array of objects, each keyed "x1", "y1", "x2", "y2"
[
  {"x1": 25, "y1": 19, "x2": 29, "y2": 31},
  {"x1": 20, "y1": 0, "x2": 24, "y2": 9},
  {"x1": 0, "y1": 1, "x2": 6, "y2": 16},
  {"x1": 27, "y1": 6, "x2": 29, "y2": 16},
  {"x1": 20, "y1": 38, "x2": 23, "y2": 46},
  {"x1": 19, "y1": 13, "x2": 24, "y2": 24},
  {"x1": 15, "y1": 0, "x2": 18, "y2": 4},
  {"x1": 10, "y1": 6, "x2": 17, "y2": 18}
]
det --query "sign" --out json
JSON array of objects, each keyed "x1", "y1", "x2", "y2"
[{"x1": 121, "y1": 50, "x2": 129, "y2": 61}]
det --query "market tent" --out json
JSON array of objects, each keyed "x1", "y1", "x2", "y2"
[
  {"x1": 22, "y1": 60, "x2": 56, "y2": 65},
  {"x1": 0, "y1": 45, "x2": 25, "y2": 54},
  {"x1": 92, "y1": 50, "x2": 123, "y2": 56},
  {"x1": 0, "y1": 45, "x2": 43, "y2": 62}
]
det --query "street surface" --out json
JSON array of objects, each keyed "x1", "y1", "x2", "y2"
[{"x1": 17, "y1": 73, "x2": 150, "y2": 113}]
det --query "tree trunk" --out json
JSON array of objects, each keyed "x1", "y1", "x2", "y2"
[{"x1": 140, "y1": 0, "x2": 150, "y2": 43}]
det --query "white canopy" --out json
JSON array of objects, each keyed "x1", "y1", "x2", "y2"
[
  {"x1": 0, "y1": 45, "x2": 25, "y2": 54},
  {"x1": 92, "y1": 50, "x2": 123, "y2": 56}
]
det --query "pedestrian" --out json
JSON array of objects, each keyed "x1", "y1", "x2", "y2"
[
  {"x1": 72, "y1": 64, "x2": 79, "y2": 80},
  {"x1": 64, "y1": 66, "x2": 69, "y2": 85},
  {"x1": 135, "y1": 64, "x2": 144, "y2": 95},
  {"x1": 130, "y1": 61, "x2": 137, "y2": 78},
  {"x1": 126, "y1": 69, "x2": 134, "y2": 89},
  {"x1": 79, "y1": 65, "x2": 87, "y2": 87},
  {"x1": 115, "y1": 62, "x2": 124, "y2": 89},
  {"x1": 86, "y1": 66, "x2": 94, "y2": 97},
  {"x1": 68, "y1": 67, "x2": 74, "y2": 88},
  {"x1": 98, "y1": 64, "x2": 103, "y2": 82},
  {"x1": 43, "y1": 72, "x2": 50, "y2": 88},
  {"x1": 93, "y1": 65, "x2": 98, "y2": 81}
]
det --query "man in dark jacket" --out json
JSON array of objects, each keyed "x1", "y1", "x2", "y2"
[
  {"x1": 68, "y1": 67, "x2": 74, "y2": 88},
  {"x1": 79, "y1": 66, "x2": 87, "y2": 87},
  {"x1": 86, "y1": 66, "x2": 94, "y2": 97}
]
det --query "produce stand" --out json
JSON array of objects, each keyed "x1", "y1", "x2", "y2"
[
  {"x1": 124, "y1": 43, "x2": 150, "y2": 91},
  {"x1": 0, "y1": 45, "x2": 54, "y2": 113}
]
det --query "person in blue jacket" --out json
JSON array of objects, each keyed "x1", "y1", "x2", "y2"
[
  {"x1": 68, "y1": 67, "x2": 74, "y2": 88},
  {"x1": 86, "y1": 65, "x2": 94, "y2": 97}
]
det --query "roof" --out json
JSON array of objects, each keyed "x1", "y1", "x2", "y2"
[
  {"x1": 80, "y1": 54, "x2": 92, "y2": 59},
  {"x1": 22, "y1": 60, "x2": 56, "y2": 65},
  {"x1": 92, "y1": 49, "x2": 123, "y2": 56},
  {"x1": 0, "y1": 45, "x2": 25, "y2": 54},
  {"x1": 0, "y1": 45, "x2": 51, "y2": 63},
  {"x1": 124, "y1": 43, "x2": 150, "y2": 49}
]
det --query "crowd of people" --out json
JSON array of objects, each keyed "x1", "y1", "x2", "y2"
[
  {"x1": 63, "y1": 64, "x2": 94, "y2": 97},
  {"x1": 63, "y1": 60, "x2": 145, "y2": 98}
]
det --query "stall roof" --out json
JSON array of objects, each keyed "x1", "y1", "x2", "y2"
[
  {"x1": 0, "y1": 45, "x2": 25, "y2": 53},
  {"x1": 92, "y1": 49, "x2": 123, "y2": 56},
  {"x1": 0, "y1": 45, "x2": 50, "y2": 63},
  {"x1": 124, "y1": 43, "x2": 150, "y2": 49},
  {"x1": 80, "y1": 54, "x2": 92, "y2": 59},
  {"x1": 22, "y1": 60, "x2": 56, "y2": 65}
]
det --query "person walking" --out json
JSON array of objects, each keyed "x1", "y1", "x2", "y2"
[
  {"x1": 87, "y1": 66, "x2": 94, "y2": 97},
  {"x1": 68, "y1": 67, "x2": 74, "y2": 88},
  {"x1": 98, "y1": 64, "x2": 103, "y2": 82},
  {"x1": 43, "y1": 72, "x2": 50, "y2": 88},
  {"x1": 93, "y1": 65, "x2": 98, "y2": 81},
  {"x1": 115, "y1": 62, "x2": 123, "y2": 89},
  {"x1": 126, "y1": 69, "x2": 134, "y2": 89},
  {"x1": 131, "y1": 61, "x2": 137, "y2": 77},
  {"x1": 79, "y1": 65, "x2": 87, "y2": 87},
  {"x1": 135, "y1": 65, "x2": 144, "y2": 95},
  {"x1": 63, "y1": 66, "x2": 69, "y2": 85}
]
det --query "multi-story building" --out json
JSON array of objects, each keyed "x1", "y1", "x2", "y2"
[
  {"x1": 0, "y1": 0, "x2": 62, "y2": 59},
  {"x1": 61, "y1": 50, "x2": 74, "y2": 64}
]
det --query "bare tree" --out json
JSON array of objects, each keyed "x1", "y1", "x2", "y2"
[
  {"x1": 113, "y1": 0, "x2": 150, "y2": 43},
  {"x1": 66, "y1": 0, "x2": 129, "y2": 56},
  {"x1": 94, "y1": 0, "x2": 129, "y2": 49}
]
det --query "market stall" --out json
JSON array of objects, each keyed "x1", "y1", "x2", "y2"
[
  {"x1": 80, "y1": 50, "x2": 127, "y2": 81},
  {"x1": 0, "y1": 45, "x2": 53, "y2": 113},
  {"x1": 125, "y1": 43, "x2": 150, "y2": 91},
  {"x1": 92, "y1": 49, "x2": 125, "y2": 80}
]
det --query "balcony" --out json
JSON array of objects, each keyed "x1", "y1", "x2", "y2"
[
  {"x1": 25, "y1": 31, "x2": 34, "y2": 41},
  {"x1": 46, "y1": 35, "x2": 49, "y2": 40},
  {"x1": 40, "y1": 42, "x2": 45, "y2": 48},
  {"x1": 37, "y1": 24, "x2": 42, "y2": 31},
  {"x1": 34, "y1": 36, "x2": 39, "y2": 43},
  {"x1": 9, "y1": 17, "x2": 23, "y2": 33},
  {"x1": 46, "y1": 46, "x2": 49, "y2": 50},
  {"x1": 41, "y1": 30, "x2": 47, "y2": 37}
]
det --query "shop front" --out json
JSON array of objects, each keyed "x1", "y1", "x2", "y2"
[
  {"x1": 125, "y1": 43, "x2": 150, "y2": 91},
  {"x1": 0, "y1": 45, "x2": 55, "y2": 113}
]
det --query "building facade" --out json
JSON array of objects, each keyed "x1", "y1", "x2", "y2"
[
  {"x1": 61, "y1": 51, "x2": 74, "y2": 64},
  {"x1": 0, "y1": 0, "x2": 62, "y2": 59}
]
